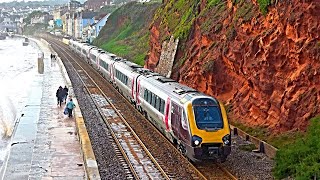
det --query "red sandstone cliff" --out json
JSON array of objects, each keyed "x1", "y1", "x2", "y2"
[{"x1": 146, "y1": 0, "x2": 320, "y2": 132}]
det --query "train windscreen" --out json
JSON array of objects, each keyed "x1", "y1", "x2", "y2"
[{"x1": 192, "y1": 98, "x2": 223, "y2": 130}]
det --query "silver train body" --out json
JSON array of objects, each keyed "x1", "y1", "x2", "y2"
[{"x1": 69, "y1": 39, "x2": 231, "y2": 162}]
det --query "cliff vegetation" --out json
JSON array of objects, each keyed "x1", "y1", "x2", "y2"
[
  {"x1": 147, "y1": 0, "x2": 320, "y2": 134},
  {"x1": 94, "y1": 2, "x2": 160, "y2": 65}
]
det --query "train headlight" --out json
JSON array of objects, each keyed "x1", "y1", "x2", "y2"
[
  {"x1": 222, "y1": 134, "x2": 231, "y2": 146},
  {"x1": 192, "y1": 135, "x2": 202, "y2": 147},
  {"x1": 194, "y1": 140, "x2": 200, "y2": 146}
]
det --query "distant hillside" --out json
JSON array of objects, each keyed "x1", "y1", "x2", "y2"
[
  {"x1": 93, "y1": 1, "x2": 160, "y2": 65},
  {"x1": 0, "y1": 0, "x2": 69, "y2": 7}
]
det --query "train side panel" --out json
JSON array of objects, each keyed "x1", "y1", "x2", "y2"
[
  {"x1": 89, "y1": 49, "x2": 101, "y2": 69},
  {"x1": 98, "y1": 53, "x2": 115, "y2": 82},
  {"x1": 113, "y1": 62, "x2": 135, "y2": 102},
  {"x1": 138, "y1": 77, "x2": 172, "y2": 139}
]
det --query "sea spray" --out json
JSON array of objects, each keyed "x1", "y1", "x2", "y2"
[{"x1": 0, "y1": 96, "x2": 16, "y2": 139}]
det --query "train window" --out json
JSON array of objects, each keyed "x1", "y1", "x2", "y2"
[
  {"x1": 151, "y1": 93, "x2": 155, "y2": 107},
  {"x1": 155, "y1": 97, "x2": 160, "y2": 111},
  {"x1": 125, "y1": 76, "x2": 128, "y2": 85},
  {"x1": 144, "y1": 89, "x2": 148, "y2": 100},
  {"x1": 147, "y1": 90, "x2": 151, "y2": 103},
  {"x1": 100, "y1": 61, "x2": 108, "y2": 70},
  {"x1": 90, "y1": 54, "x2": 96, "y2": 60},
  {"x1": 160, "y1": 99, "x2": 165, "y2": 114},
  {"x1": 181, "y1": 110, "x2": 188, "y2": 130}
]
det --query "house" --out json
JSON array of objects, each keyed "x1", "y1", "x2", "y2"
[
  {"x1": 94, "y1": 13, "x2": 110, "y2": 38},
  {"x1": 80, "y1": 11, "x2": 96, "y2": 40},
  {"x1": 61, "y1": 11, "x2": 69, "y2": 34},
  {"x1": 53, "y1": 7, "x2": 67, "y2": 28},
  {"x1": 31, "y1": 13, "x2": 52, "y2": 24},
  {"x1": 83, "y1": 13, "x2": 109, "y2": 43},
  {"x1": 68, "y1": 0, "x2": 82, "y2": 11},
  {"x1": 74, "y1": 12, "x2": 81, "y2": 39},
  {"x1": 85, "y1": 0, "x2": 110, "y2": 11}
]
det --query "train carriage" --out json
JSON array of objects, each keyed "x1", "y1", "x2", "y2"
[
  {"x1": 137, "y1": 75, "x2": 170, "y2": 133},
  {"x1": 137, "y1": 75, "x2": 231, "y2": 162},
  {"x1": 68, "y1": 39, "x2": 231, "y2": 162},
  {"x1": 80, "y1": 43, "x2": 94, "y2": 62},
  {"x1": 69, "y1": 39, "x2": 76, "y2": 51},
  {"x1": 88, "y1": 48, "x2": 103, "y2": 69},
  {"x1": 72, "y1": 41, "x2": 85, "y2": 55},
  {"x1": 98, "y1": 53, "x2": 118, "y2": 82},
  {"x1": 113, "y1": 60, "x2": 143, "y2": 103}
]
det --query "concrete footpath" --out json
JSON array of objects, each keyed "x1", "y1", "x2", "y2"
[{"x1": 1, "y1": 38, "x2": 100, "y2": 180}]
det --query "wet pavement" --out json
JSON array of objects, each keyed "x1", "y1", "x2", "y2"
[{"x1": 1, "y1": 38, "x2": 86, "y2": 180}]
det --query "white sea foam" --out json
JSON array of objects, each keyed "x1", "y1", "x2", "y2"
[{"x1": 0, "y1": 37, "x2": 39, "y2": 170}]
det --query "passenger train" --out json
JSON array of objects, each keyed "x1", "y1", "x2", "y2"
[{"x1": 68, "y1": 39, "x2": 231, "y2": 162}]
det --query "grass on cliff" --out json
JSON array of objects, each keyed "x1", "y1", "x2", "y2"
[
  {"x1": 94, "y1": 2, "x2": 160, "y2": 65},
  {"x1": 273, "y1": 116, "x2": 320, "y2": 179},
  {"x1": 153, "y1": 0, "x2": 202, "y2": 41}
]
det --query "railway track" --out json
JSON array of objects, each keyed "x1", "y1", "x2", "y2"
[{"x1": 43, "y1": 35, "x2": 237, "y2": 180}]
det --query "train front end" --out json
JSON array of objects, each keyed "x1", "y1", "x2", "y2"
[{"x1": 185, "y1": 97, "x2": 231, "y2": 162}]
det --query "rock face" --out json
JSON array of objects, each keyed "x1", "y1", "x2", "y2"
[{"x1": 146, "y1": 0, "x2": 320, "y2": 132}]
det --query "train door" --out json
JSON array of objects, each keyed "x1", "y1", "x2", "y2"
[
  {"x1": 110, "y1": 62, "x2": 116, "y2": 84},
  {"x1": 95, "y1": 54, "x2": 100, "y2": 69},
  {"x1": 171, "y1": 102, "x2": 181, "y2": 139},
  {"x1": 134, "y1": 75, "x2": 141, "y2": 106},
  {"x1": 97, "y1": 56, "x2": 101, "y2": 71},
  {"x1": 171, "y1": 102, "x2": 190, "y2": 143}
]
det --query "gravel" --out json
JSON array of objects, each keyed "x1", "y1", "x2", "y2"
[
  {"x1": 56, "y1": 38, "x2": 275, "y2": 180},
  {"x1": 62, "y1": 59, "x2": 127, "y2": 180},
  {"x1": 224, "y1": 134, "x2": 274, "y2": 179}
]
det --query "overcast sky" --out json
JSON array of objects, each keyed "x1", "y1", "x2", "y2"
[{"x1": 1, "y1": 0, "x2": 44, "y2": 2}]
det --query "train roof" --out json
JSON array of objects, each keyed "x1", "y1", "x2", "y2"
[
  {"x1": 139, "y1": 72, "x2": 206, "y2": 101},
  {"x1": 115, "y1": 59, "x2": 143, "y2": 69}
]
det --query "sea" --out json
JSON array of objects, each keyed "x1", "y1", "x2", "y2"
[{"x1": 0, "y1": 36, "x2": 40, "y2": 172}]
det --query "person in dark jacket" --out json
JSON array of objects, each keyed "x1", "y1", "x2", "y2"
[
  {"x1": 63, "y1": 86, "x2": 69, "y2": 102},
  {"x1": 56, "y1": 86, "x2": 64, "y2": 107}
]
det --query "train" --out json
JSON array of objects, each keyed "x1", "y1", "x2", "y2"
[{"x1": 68, "y1": 39, "x2": 231, "y2": 162}]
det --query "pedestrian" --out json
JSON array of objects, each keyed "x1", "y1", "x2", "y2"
[
  {"x1": 63, "y1": 86, "x2": 69, "y2": 102},
  {"x1": 66, "y1": 98, "x2": 76, "y2": 118},
  {"x1": 56, "y1": 86, "x2": 64, "y2": 107},
  {"x1": 50, "y1": 53, "x2": 53, "y2": 60}
]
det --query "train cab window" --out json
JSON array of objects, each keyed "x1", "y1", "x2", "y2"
[{"x1": 193, "y1": 98, "x2": 223, "y2": 130}]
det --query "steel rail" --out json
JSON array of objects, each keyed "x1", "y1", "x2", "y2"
[
  {"x1": 45, "y1": 35, "x2": 237, "y2": 180},
  {"x1": 48, "y1": 38, "x2": 170, "y2": 180}
]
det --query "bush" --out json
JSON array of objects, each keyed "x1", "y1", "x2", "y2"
[
  {"x1": 257, "y1": 0, "x2": 271, "y2": 15},
  {"x1": 273, "y1": 116, "x2": 320, "y2": 179}
]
